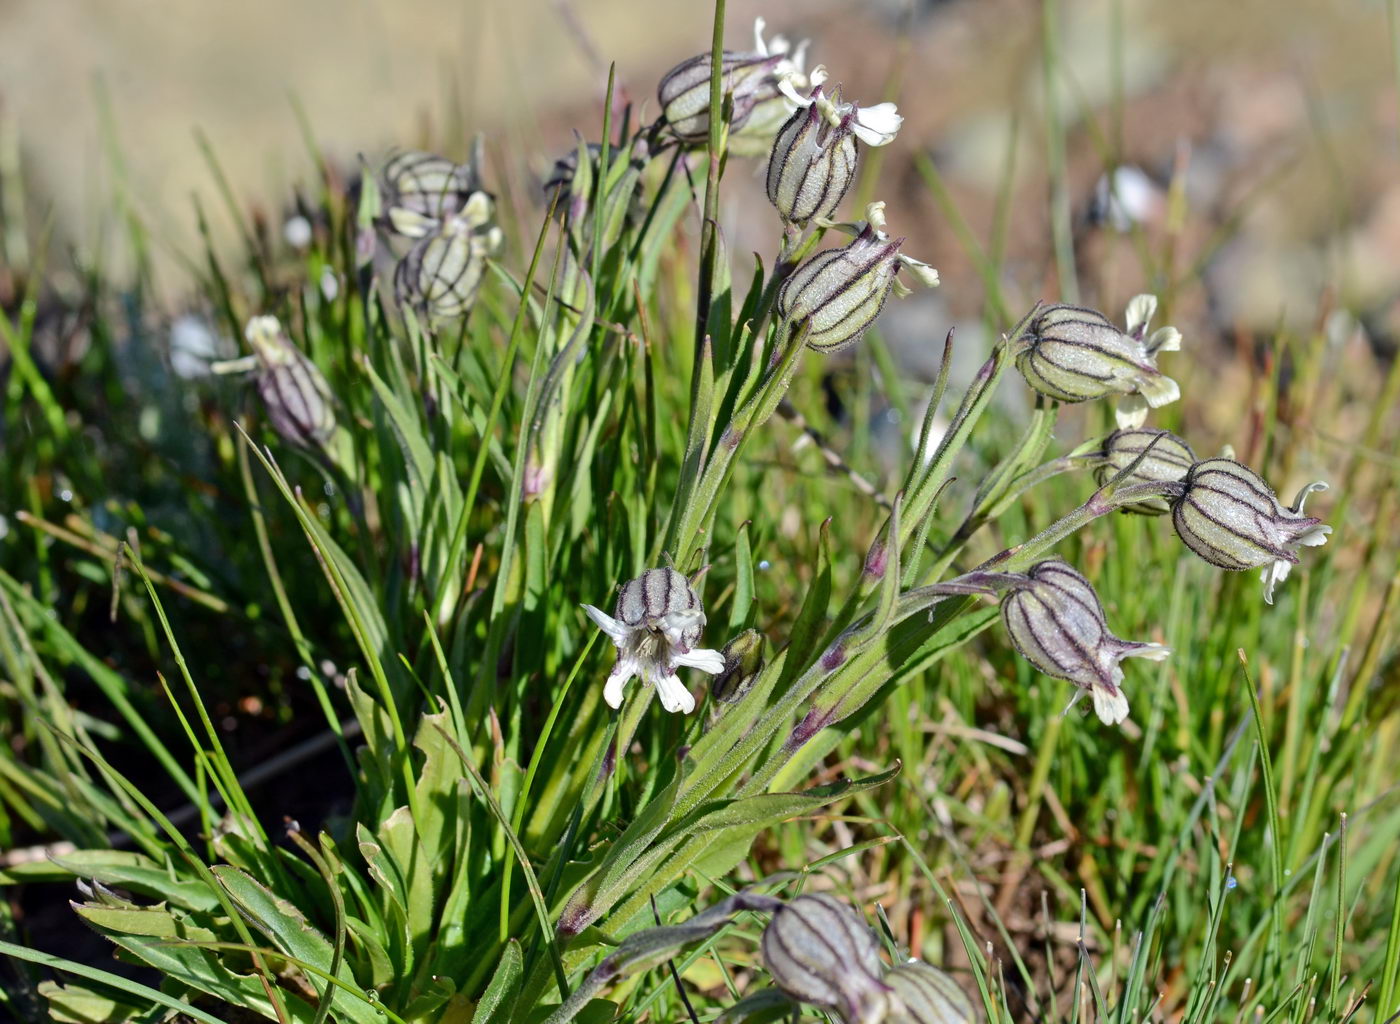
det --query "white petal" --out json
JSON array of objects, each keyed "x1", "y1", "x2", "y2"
[
  {"x1": 1261, "y1": 560, "x2": 1292, "y2": 605},
  {"x1": 654, "y1": 674, "x2": 696, "y2": 714},
  {"x1": 1123, "y1": 642, "x2": 1172, "y2": 662},
  {"x1": 1146, "y1": 325, "x2": 1181, "y2": 355},
  {"x1": 851, "y1": 103, "x2": 902, "y2": 146},
  {"x1": 1291, "y1": 480, "x2": 1329, "y2": 513},
  {"x1": 388, "y1": 207, "x2": 437, "y2": 239},
  {"x1": 603, "y1": 660, "x2": 636, "y2": 709},
  {"x1": 752, "y1": 16, "x2": 768, "y2": 53},
  {"x1": 899, "y1": 255, "x2": 940, "y2": 289},
  {"x1": 1124, "y1": 293, "x2": 1158, "y2": 336},
  {"x1": 1293, "y1": 523, "x2": 1331, "y2": 548},
  {"x1": 582, "y1": 604, "x2": 631, "y2": 645},
  {"x1": 1091, "y1": 684, "x2": 1130, "y2": 726},
  {"x1": 1114, "y1": 394, "x2": 1149, "y2": 429},
  {"x1": 675, "y1": 647, "x2": 725, "y2": 674}
]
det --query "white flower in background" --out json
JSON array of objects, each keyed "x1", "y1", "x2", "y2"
[
  {"x1": 283, "y1": 215, "x2": 313, "y2": 250},
  {"x1": 582, "y1": 568, "x2": 724, "y2": 713},
  {"x1": 169, "y1": 314, "x2": 222, "y2": 379}
]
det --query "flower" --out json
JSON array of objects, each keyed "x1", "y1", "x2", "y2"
[
  {"x1": 244, "y1": 315, "x2": 338, "y2": 450},
  {"x1": 657, "y1": 18, "x2": 809, "y2": 147},
  {"x1": 1094, "y1": 427, "x2": 1196, "y2": 515},
  {"x1": 582, "y1": 568, "x2": 724, "y2": 713},
  {"x1": 1171, "y1": 458, "x2": 1330, "y2": 603},
  {"x1": 884, "y1": 961, "x2": 975, "y2": 1024},
  {"x1": 1014, "y1": 296, "x2": 1181, "y2": 428},
  {"x1": 777, "y1": 203, "x2": 938, "y2": 352},
  {"x1": 382, "y1": 144, "x2": 490, "y2": 239},
  {"x1": 999, "y1": 560, "x2": 1170, "y2": 725},
  {"x1": 393, "y1": 193, "x2": 504, "y2": 322},
  {"x1": 766, "y1": 67, "x2": 901, "y2": 225},
  {"x1": 762, "y1": 894, "x2": 892, "y2": 1024}
]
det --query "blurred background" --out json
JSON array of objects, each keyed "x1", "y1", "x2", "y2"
[{"x1": 2, "y1": 0, "x2": 1395, "y2": 338}]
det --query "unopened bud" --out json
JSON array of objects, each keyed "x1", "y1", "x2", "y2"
[
  {"x1": 711, "y1": 629, "x2": 765, "y2": 703},
  {"x1": 778, "y1": 209, "x2": 937, "y2": 353},
  {"x1": 762, "y1": 894, "x2": 891, "y2": 1024},
  {"x1": 1171, "y1": 458, "x2": 1330, "y2": 604},
  {"x1": 245, "y1": 316, "x2": 337, "y2": 450},
  {"x1": 393, "y1": 194, "x2": 503, "y2": 322},
  {"x1": 1000, "y1": 559, "x2": 1169, "y2": 726},
  {"x1": 885, "y1": 961, "x2": 975, "y2": 1024},
  {"x1": 658, "y1": 19, "x2": 808, "y2": 145},
  {"x1": 1094, "y1": 428, "x2": 1195, "y2": 515},
  {"x1": 1015, "y1": 302, "x2": 1179, "y2": 428}
]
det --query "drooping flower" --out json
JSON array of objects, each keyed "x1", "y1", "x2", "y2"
[
  {"x1": 884, "y1": 960, "x2": 976, "y2": 1024},
  {"x1": 582, "y1": 568, "x2": 724, "y2": 713},
  {"x1": 657, "y1": 18, "x2": 809, "y2": 149},
  {"x1": 777, "y1": 203, "x2": 938, "y2": 352},
  {"x1": 762, "y1": 894, "x2": 892, "y2": 1024},
  {"x1": 1093, "y1": 427, "x2": 1196, "y2": 515},
  {"x1": 999, "y1": 559, "x2": 1170, "y2": 725},
  {"x1": 1171, "y1": 458, "x2": 1330, "y2": 604},
  {"x1": 766, "y1": 67, "x2": 901, "y2": 225},
  {"x1": 382, "y1": 146, "x2": 489, "y2": 239},
  {"x1": 244, "y1": 315, "x2": 338, "y2": 450},
  {"x1": 1014, "y1": 296, "x2": 1181, "y2": 428},
  {"x1": 393, "y1": 193, "x2": 504, "y2": 323}
]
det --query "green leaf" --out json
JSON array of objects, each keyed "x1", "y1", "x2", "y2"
[
  {"x1": 39, "y1": 979, "x2": 147, "y2": 1024},
  {"x1": 212, "y1": 866, "x2": 383, "y2": 1024},
  {"x1": 73, "y1": 903, "x2": 311, "y2": 1023},
  {"x1": 44, "y1": 851, "x2": 219, "y2": 913},
  {"x1": 469, "y1": 939, "x2": 523, "y2": 1024}
]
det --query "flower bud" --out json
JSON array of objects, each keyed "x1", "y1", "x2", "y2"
[
  {"x1": 245, "y1": 316, "x2": 337, "y2": 450},
  {"x1": 1014, "y1": 300, "x2": 1180, "y2": 428},
  {"x1": 393, "y1": 194, "x2": 503, "y2": 322},
  {"x1": 885, "y1": 961, "x2": 975, "y2": 1024},
  {"x1": 762, "y1": 894, "x2": 891, "y2": 1024},
  {"x1": 1000, "y1": 560, "x2": 1169, "y2": 725},
  {"x1": 658, "y1": 19, "x2": 807, "y2": 145},
  {"x1": 777, "y1": 206, "x2": 937, "y2": 353},
  {"x1": 382, "y1": 147, "x2": 486, "y2": 238},
  {"x1": 711, "y1": 629, "x2": 765, "y2": 703},
  {"x1": 1094, "y1": 428, "x2": 1195, "y2": 515},
  {"x1": 1171, "y1": 458, "x2": 1330, "y2": 604},
  {"x1": 766, "y1": 70, "x2": 901, "y2": 225}
]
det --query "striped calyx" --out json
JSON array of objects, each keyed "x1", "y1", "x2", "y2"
[
  {"x1": 1094, "y1": 428, "x2": 1196, "y2": 515},
  {"x1": 658, "y1": 20, "x2": 807, "y2": 146},
  {"x1": 614, "y1": 568, "x2": 704, "y2": 647},
  {"x1": 582, "y1": 568, "x2": 725, "y2": 714},
  {"x1": 766, "y1": 89, "x2": 859, "y2": 225},
  {"x1": 761, "y1": 894, "x2": 891, "y2": 1024},
  {"x1": 382, "y1": 146, "x2": 489, "y2": 239},
  {"x1": 778, "y1": 207, "x2": 937, "y2": 353},
  {"x1": 393, "y1": 194, "x2": 503, "y2": 323},
  {"x1": 885, "y1": 961, "x2": 976, "y2": 1024},
  {"x1": 999, "y1": 560, "x2": 1169, "y2": 726},
  {"x1": 1171, "y1": 458, "x2": 1330, "y2": 604},
  {"x1": 245, "y1": 316, "x2": 337, "y2": 450},
  {"x1": 1014, "y1": 303, "x2": 1180, "y2": 428},
  {"x1": 711, "y1": 629, "x2": 765, "y2": 704}
]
